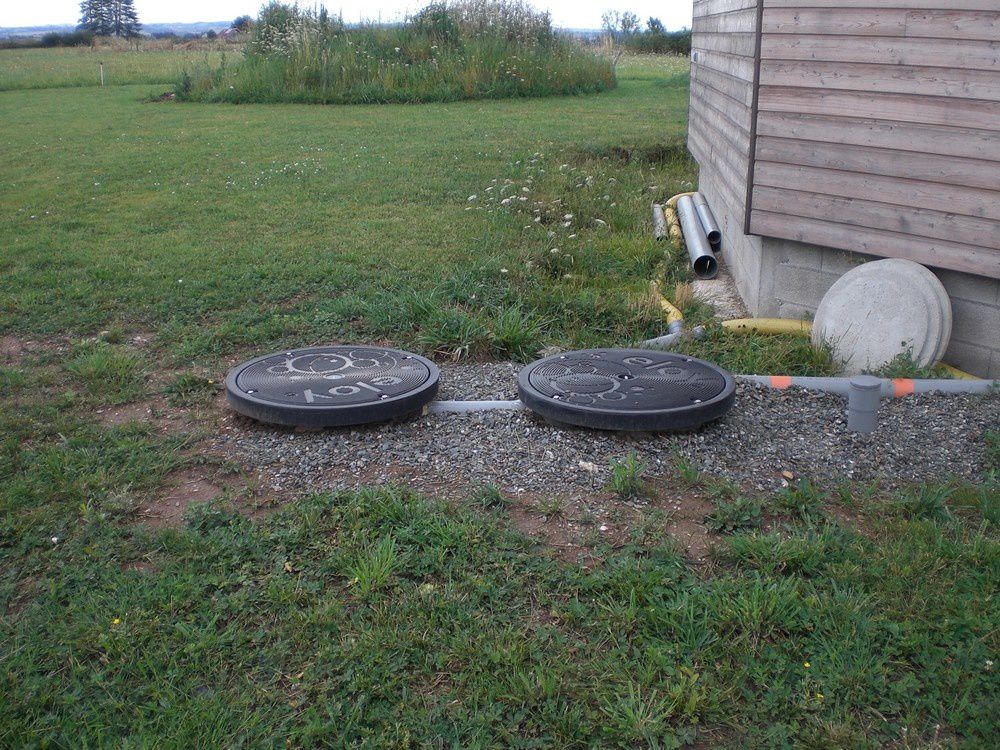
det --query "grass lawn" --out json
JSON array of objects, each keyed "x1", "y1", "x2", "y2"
[{"x1": 1, "y1": 49, "x2": 998, "y2": 747}]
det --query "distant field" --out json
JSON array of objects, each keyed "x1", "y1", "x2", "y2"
[{"x1": 0, "y1": 45, "x2": 230, "y2": 90}]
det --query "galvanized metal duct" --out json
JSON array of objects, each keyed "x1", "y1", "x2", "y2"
[
  {"x1": 651, "y1": 203, "x2": 668, "y2": 241},
  {"x1": 692, "y1": 192, "x2": 722, "y2": 248},
  {"x1": 676, "y1": 194, "x2": 719, "y2": 280}
]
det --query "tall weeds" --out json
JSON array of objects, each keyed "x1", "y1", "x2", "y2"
[{"x1": 177, "y1": 1, "x2": 615, "y2": 104}]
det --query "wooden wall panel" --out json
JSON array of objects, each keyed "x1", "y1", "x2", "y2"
[
  {"x1": 750, "y1": 210, "x2": 1000, "y2": 278},
  {"x1": 688, "y1": 0, "x2": 760, "y2": 232},
  {"x1": 746, "y1": 2, "x2": 1000, "y2": 278}
]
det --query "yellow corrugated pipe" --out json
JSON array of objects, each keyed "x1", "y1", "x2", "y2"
[
  {"x1": 721, "y1": 317, "x2": 813, "y2": 336},
  {"x1": 665, "y1": 192, "x2": 695, "y2": 209},
  {"x1": 937, "y1": 363, "x2": 981, "y2": 381},
  {"x1": 663, "y1": 192, "x2": 693, "y2": 247},
  {"x1": 649, "y1": 281, "x2": 684, "y2": 328}
]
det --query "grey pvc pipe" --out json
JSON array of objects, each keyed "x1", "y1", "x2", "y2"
[
  {"x1": 676, "y1": 195, "x2": 718, "y2": 280},
  {"x1": 421, "y1": 375, "x2": 994, "y2": 419},
  {"x1": 424, "y1": 400, "x2": 526, "y2": 414},
  {"x1": 847, "y1": 376, "x2": 882, "y2": 433},
  {"x1": 739, "y1": 375, "x2": 998, "y2": 397},
  {"x1": 640, "y1": 325, "x2": 706, "y2": 350},
  {"x1": 652, "y1": 204, "x2": 667, "y2": 241},
  {"x1": 692, "y1": 192, "x2": 722, "y2": 247}
]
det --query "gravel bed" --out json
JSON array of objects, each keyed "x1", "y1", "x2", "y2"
[{"x1": 215, "y1": 363, "x2": 998, "y2": 498}]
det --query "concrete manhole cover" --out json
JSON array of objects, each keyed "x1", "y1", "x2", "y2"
[{"x1": 812, "y1": 259, "x2": 952, "y2": 373}]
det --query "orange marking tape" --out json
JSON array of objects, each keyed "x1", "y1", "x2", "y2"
[
  {"x1": 893, "y1": 379, "x2": 915, "y2": 398},
  {"x1": 770, "y1": 376, "x2": 793, "y2": 389}
]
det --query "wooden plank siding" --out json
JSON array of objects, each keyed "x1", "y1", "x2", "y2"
[
  {"x1": 688, "y1": 0, "x2": 762, "y2": 215},
  {"x1": 747, "y1": 2, "x2": 1000, "y2": 278}
]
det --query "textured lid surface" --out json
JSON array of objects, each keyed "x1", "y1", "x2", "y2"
[
  {"x1": 226, "y1": 346, "x2": 439, "y2": 427},
  {"x1": 518, "y1": 349, "x2": 736, "y2": 431}
]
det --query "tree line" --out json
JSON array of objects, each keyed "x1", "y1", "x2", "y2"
[
  {"x1": 78, "y1": 0, "x2": 141, "y2": 38},
  {"x1": 602, "y1": 10, "x2": 692, "y2": 55}
]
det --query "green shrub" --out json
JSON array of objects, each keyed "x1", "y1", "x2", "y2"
[
  {"x1": 64, "y1": 342, "x2": 145, "y2": 404},
  {"x1": 177, "y1": 1, "x2": 615, "y2": 105},
  {"x1": 775, "y1": 479, "x2": 827, "y2": 523},
  {"x1": 468, "y1": 484, "x2": 511, "y2": 511},
  {"x1": 488, "y1": 305, "x2": 547, "y2": 361},
  {"x1": 416, "y1": 307, "x2": 490, "y2": 359},
  {"x1": 624, "y1": 29, "x2": 692, "y2": 56},
  {"x1": 348, "y1": 536, "x2": 399, "y2": 596},
  {"x1": 165, "y1": 373, "x2": 217, "y2": 407},
  {"x1": 705, "y1": 497, "x2": 762, "y2": 534},
  {"x1": 606, "y1": 453, "x2": 647, "y2": 500},
  {"x1": 895, "y1": 484, "x2": 955, "y2": 521},
  {"x1": 183, "y1": 500, "x2": 244, "y2": 532}
]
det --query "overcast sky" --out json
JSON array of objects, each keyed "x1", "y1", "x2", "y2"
[{"x1": 2, "y1": 1, "x2": 693, "y2": 31}]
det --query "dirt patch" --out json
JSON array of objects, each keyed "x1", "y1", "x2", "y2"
[
  {"x1": 138, "y1": 452, "x2": 293, "y2": 528},
  {"x1": 0, "y1": 334, "x2": 66, "y2": 366},
  {"x1": 128, "y1": 331, "x2": 157, "y2": 348},
  {"x1": 4, "y1": 574, "x2": 41, "y2": 618},
  {"x1": 824, "y1": 503, "x2": 875, "y2": 538},
  {"x1": 509, "y1": 501, "x2": 601, "y2": 565},
  {"x1": 662, "y1": 494, "x2": 716, "y2": 562},
  {"x1": 138, "y1": 466, "x2": 229, "y2": 527},
  {"x1": 0, "y1": 335, "x2": 27, "y2": 364},
  {"x1": 97, "y1": 397, "x2": 172, "y2": 429},
  {"x1": 693, "y1": 265, "x2": 748, "y2": 321},
  {"x1": 121, "y1": 559, "x2": 156, "y2": 573},
  {"x1": 508, "y1": 484, "x2": 717, "y2": 565}
]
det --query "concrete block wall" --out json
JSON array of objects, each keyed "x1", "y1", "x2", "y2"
[
  {"x1": 755, "y1": 240, "x2": 1000, "y2": 378},
  {"x1": 696, "y1": 161, "x2": 764, "y2": 313},
  {"x1": 698, "y1": 163, "x2": 1000, "y2": 377},
  {"x1": 936, "y1": 270, "x2": 1000, "y2": 378}
]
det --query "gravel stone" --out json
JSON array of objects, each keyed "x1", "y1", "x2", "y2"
[{"x1": 214, "y1": 364, "x2": 998, "y2": 498}]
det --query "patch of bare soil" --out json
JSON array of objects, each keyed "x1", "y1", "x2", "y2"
[
  {"x1": 128, "y1": 331, "x2": 157, "y2": 348},
  {"x1": 137, "y1": 465, "x2": 246, "y2": 526},
  {"x1": 0, "y1": 335, "x2": 27, "y2": 364},
  {"x1": 96, "y1": 396, "x2": 176, "y2": 430},
  {"x1": 5, "y1": 574, "x2": 41, "y2": 617},
  {"x1": 138, "y1": 447, "x2": 293, "y2": 528},
  {"x1": 120, "y1": 559, "x2": 156, "y2": 573},
  {"x1": 138, "y1": 466, "x2": 230, "y2": 527},
  {"x1": 0, "y1": 334, "x2": 66, "y2": 365},
  {"x1": 494, "y1": 481, "x2": 720, "y2": 566},
  {"x1": 662, "y1": 494, "x2": 716, "y2": 562},
  {"x1": 509, "y1": 501, "x2": 599, "y2": 565}
]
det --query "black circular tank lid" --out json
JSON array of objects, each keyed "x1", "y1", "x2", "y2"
[
  {"x1": 225, "y1": 345, "x2": 439, "y2": 427},
  {"x1": 518, "y1": 348, "x2": 735, "y2": 432}
]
